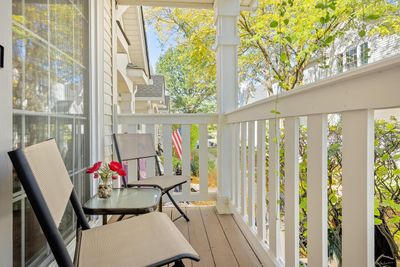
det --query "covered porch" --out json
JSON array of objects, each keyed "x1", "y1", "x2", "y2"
[{"x1": 0, "y1": 0, "x2": 399, "y2": 266}]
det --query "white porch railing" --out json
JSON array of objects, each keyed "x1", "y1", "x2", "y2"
[
  {"x1": 226, "y1": 56, "x2": 400, "y2": 267},
  {"x1": 117, "y1": 55, "x2": 400, "y2": 267},
  {"x1": 116, "y1": 113, "x2": 218, "y2": 202}
]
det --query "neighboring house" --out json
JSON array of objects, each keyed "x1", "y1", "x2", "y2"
[
  {"x1": 245, "y1": 33, "x2": 400, "y2": 106},
  {"x1": 135, "y1": 75, "x2": 168, "y2": 114},
  {"x1": 115, "y1": 5, "x2": 169, "y2": 135}
]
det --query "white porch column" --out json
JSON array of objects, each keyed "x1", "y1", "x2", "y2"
[
  {"x1": 119, "y1": 91, "x2": 136, "y2": 114},
  {"x1": 214, "y1": 0, "x2": 240, "y2": 213}
]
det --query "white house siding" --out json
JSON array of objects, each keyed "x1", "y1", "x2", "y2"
[
  {"x1": 104, "y1": 0, "x2": 115, "y2": 161},
  {"x1": 303, "y1": 34, "x2": 400, "y2": 84}
]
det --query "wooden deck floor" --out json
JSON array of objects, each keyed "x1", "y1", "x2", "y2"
[{"x1": 162, "y1": 206, "x2": 262, "y2": 267}]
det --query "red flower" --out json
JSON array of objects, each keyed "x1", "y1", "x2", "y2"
[
  {"x1": 86, "y1": 161, "x2": 102, "y2": 174},
  {"x1": 117, "y1": 168, "x2": 127, "y2": 177},
  {"x1": 94, "y1": 173, "x2": 99, "y2": 179},
  {"x1": 109, "y1": 161, "x2": 123, "y2": 172},
  {"x1": 112, "y1": 174, "x2": 118, "y2": 180}
]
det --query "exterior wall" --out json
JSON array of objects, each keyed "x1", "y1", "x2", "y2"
[
  {"x1": 303, "y1": 34, "x2": 400, "y2": 84},
  {"x1": 103, "y1": 0, "x2": 115, "y2": 162}
]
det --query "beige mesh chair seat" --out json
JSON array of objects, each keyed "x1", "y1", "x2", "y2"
[
  {"x1": 113, "y1": 133, "x2": 190, "y2": 222},
  {"x1": 78, "y1": 212, "x2": 197, "y2": 267},
  {"x1": 8, "y1": 139, "x2": 199, "y2": 267}
]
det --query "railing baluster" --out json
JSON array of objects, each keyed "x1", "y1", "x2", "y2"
[
  {"x1": 145, "y1": 124, "x2": 156, "y2": 177},
  {"x1": 307, "y1": 114, "x2": 328, "y2": 267},
  {"x1": 240, "y1": 122, "x2": 247, "y2": 218},
  {"x1": 199, "y1": 124, "x2": 209, "y2": 199},
  {"x1": 342, "y1": 110, "x2": 374, "y2": 267},
  {"x1": 182, "y1": 124, "x2": 191, "y2": 198},
  {"x1": 234, "y1": 123, "x2": 241, "y2": 211},
  {"x1": 284, "y1": 117, "x2": 300, "y2": 267},
  {"x1": 268, "y1": 118, "x2": 281, "y2": 259},
  {"x1": 248, "y1": 121, "x2": 256, "y2": 228},
  {"x1": 163, "y1": 124, "x2": 173, "y2": 176},
  {"x1": 256, "y1": 120, "x2": 266, "y2": 241}
]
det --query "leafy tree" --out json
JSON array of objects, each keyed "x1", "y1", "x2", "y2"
[
  {"x1": 156, "y1": 47, "x2": 216, "y2": 113},
  {"x1": 147, "y1": 0, "x2": 399, "y2": 100}
]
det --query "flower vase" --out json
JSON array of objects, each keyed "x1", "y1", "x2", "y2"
[{"x1": 98, "y1": 180, "x2": 112, "y2": 199}]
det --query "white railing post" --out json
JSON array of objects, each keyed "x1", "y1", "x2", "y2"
[
  {"x1": 163, "y1": 124, "x2": 173, "y2": 175},
  {"x1": 214, "y1": 0, "x2": 240, "y2": 213},
  {"x1": 181, "y1": 124, "x2": 191, "y2": 198},
  {"x1": 145, "y1": 124, "x2": 156, "y2": 177},
  {"x1": 199, "y1": 124, "x2": 209, "y2": 199},
  {"x1": 248, "y1": 121, "x2": 256, "y2": 229},
  {"x1": 232, "y1": 123, "x2": 240, "y2": 208},
  {"x1": 256, "y1": 120, "x2": 266, "y2": 241},
  {"x1": 268, "y1": 118, "x2": 281, "y2": 260},
  {"x1": 284, "y1": 117, "x2": 300, "y2": 267},
  {"x1": 307, "y1": 114, "x2": 328, "y2": 267},
  {"x1": 342, "y1": 110, "x2": 374, "y2": 267},
  {"x1": 241, "y1": 122, "x2": 248, "y2": 218}
]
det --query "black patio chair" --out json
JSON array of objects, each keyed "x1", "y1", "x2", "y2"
[
  {"x1": 8, "y1": 139, "x2": 199, "y2": 267},
  {"x1": 113, "y1": 133, "x2": 190, "y2": 222}
]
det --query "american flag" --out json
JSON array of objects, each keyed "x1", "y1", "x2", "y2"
[{"x1": 172, "y1": 128, "x2": 182, "y2": 159}]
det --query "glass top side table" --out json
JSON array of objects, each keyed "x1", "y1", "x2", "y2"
[{"x1": 83, "y1": 187, "x2": 161, "y2": 224}]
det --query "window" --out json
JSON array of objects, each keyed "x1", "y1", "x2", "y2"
[
  {"x1": 345, "y1": 47, "x2": 357, "y2": 70},
  {"x1": 12, "y1": 0, "x2": 90, "y2": 266},
  {"x1": 336, "y1": 53, "x2": 344, "y2": 73},
  {"x1": 360, "y1": 42, "x2": 369, "y2": 65}
]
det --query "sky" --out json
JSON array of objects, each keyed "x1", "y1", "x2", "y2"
[{"x1": 146, "y1": 24, "x2": 163, "y2": 72}]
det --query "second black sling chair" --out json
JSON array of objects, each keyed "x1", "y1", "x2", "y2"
[{"x1": 113, "y1": 133, "x2": 190, "y2": 222}]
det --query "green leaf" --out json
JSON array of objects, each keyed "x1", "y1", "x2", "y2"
[
  {"x1": 315, "y1": 3, "x2": 325, "y2": 9},
  {"x1": 280, "y1": 53, "x2": 288, "y2": 62},
  {"x1": 325, "y1": 36, "x2": 334, "y2": 44},
  {"x1": 270, "y1": 21, "x2": 279, "y2": 28},
  {"x1": 366, "y1": 14, "x2": 380, "y2": 20},
  {"x1": 358, "y1": 30, "x2": 366, "y2": 38},
  {"x1": 284, "y1": 18, "x2": 289, "y2": 25},
  {"x1": 374, "y1": 218, "x2": 383, "y2": 225},
  {"x1": 382, "y1": 153, "x2": 390, "y2": 161},
  {"x1": 320, "y1": 17, "x2": 326, "y2": 24},
  {"x1": 389, "y1": 216, "x2": 400, "y2": 224}
]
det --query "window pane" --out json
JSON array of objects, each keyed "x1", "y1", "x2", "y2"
[
  {"x1": 25, "y1": 0, "x2": 49, "y2": 40},
  {"x1": 13, "y1": 201, "x2": 22, "y2": 267},
  {"x1": 50, "y1": 117, "x2": 74, "y2": 172},
  {"x1": 25, "y1": 116, "x2": 49, "y2": 147},
  {"x1": 50, "y1": 50, "x2": 74, "y2": 114},
  {"x1": 12, "y1": 27, "x2": 25, "y2": 110},
  {"x1": 24, "y1": 35, "x2": 49, "y2": 112},
  {"x1": 12, "y1": 0, "x2": 90, "y2": 264},
  {"x1": 50, "y1": 0, "x2": 74, "y2": 56},
  {"x1": 25, "y1": 201, "x2": 48, "y2": 265}
]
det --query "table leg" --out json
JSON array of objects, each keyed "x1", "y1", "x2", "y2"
[{"x1": 103, "y1": 215, "x2": 107, "y2": 225}]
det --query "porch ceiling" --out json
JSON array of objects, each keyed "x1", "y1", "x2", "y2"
[
  {"x1": 122, "y1": 6, "x2": 151, "y2": 80},
  {"x1": 117, "y1": 0, "x2": 256, "y2": 10}
]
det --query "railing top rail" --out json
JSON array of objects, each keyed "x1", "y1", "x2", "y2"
[
  {"x1": 226, "y1": 56, "x2": 400, "y2": 123},
  {"x1": 118, "y1": 113, "x2": 218, "y2": 124}
]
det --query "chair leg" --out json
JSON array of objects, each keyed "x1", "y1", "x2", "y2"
[
  {"x1": 158, "y1": 198, "x2": 163, "y2": 212},
  {"x1": 172, "y1": 260, "x2": 185, "y2": 267},
  {"x1": 166, "y1": 191, "x2": 190, "y2": 222}
]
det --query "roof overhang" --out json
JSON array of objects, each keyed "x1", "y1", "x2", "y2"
[
  {"x1": 127, "y1": 67, "x2": 151, "y2": 85},
  {"x1": 117, "y1": 0, "x2": 257, "y2": 10}
]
